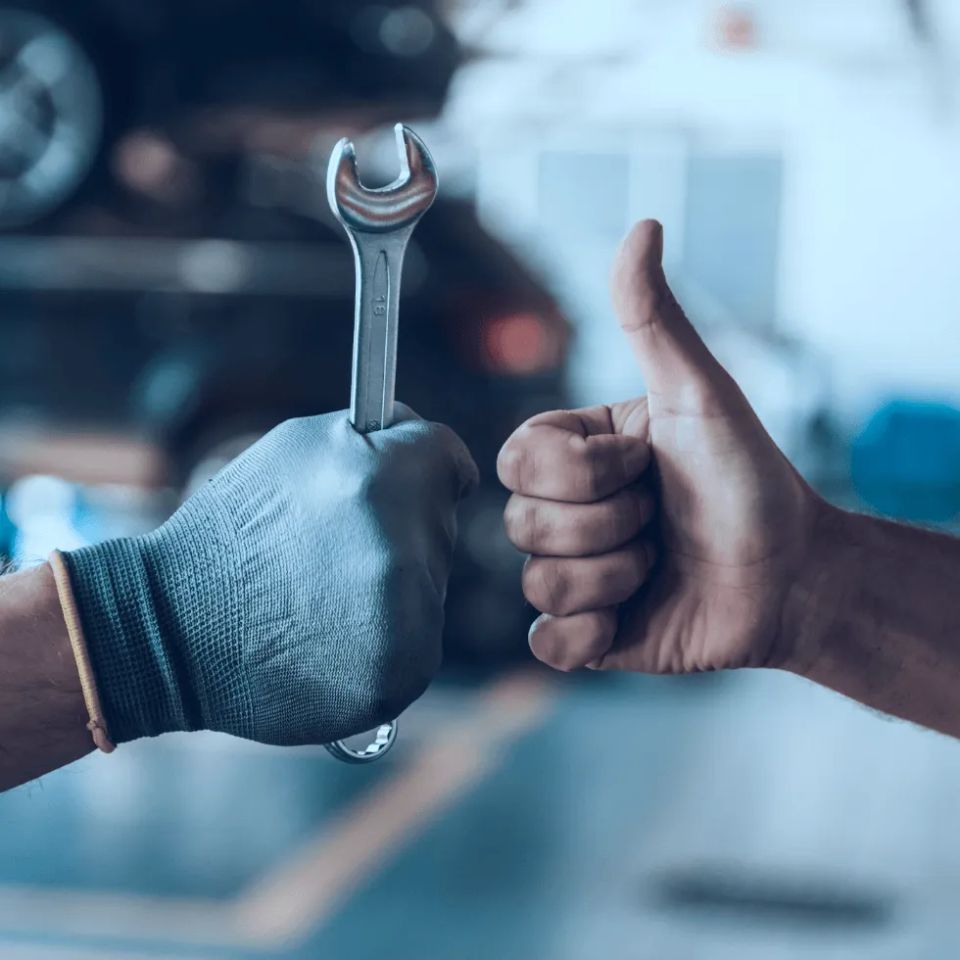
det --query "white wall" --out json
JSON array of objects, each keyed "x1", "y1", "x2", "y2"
[
  {"x1": 444, "y1": 0, "x2": 960, "y2": 427},
  {"x1": 779, "y1": 81, "x2": 960, "y2": 425}
]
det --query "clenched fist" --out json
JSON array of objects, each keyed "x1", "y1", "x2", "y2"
[
  {"x1": 498, "y1": 220, "x2": 822, "y2": 674},
  {"x1": 63, "y1": 407, "x2": 478, "y2": 746}
]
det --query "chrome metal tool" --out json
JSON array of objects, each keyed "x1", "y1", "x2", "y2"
[{"x1": 323, "y1": 123, "x2": 439, "y2": 763}]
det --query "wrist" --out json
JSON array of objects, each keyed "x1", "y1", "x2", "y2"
[
  {"x1": 775, "y1": 497, "x2": 861, "y2": 677},
  {"x1": 0, "y1": 564, "x2": 93, "y2": 789}
]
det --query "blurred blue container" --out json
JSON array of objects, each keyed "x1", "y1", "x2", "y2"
[
  {"x1": 852, "y1": 400, "x2": 960, "y2": 523},
  {"x1": 0, "y1": 493, "x2": 12, "y2": 561}
]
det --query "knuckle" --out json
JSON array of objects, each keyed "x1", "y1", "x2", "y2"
[
  {"x1": 582, "y1": 614, "x2": 614, "y2": 659},
  {"x1": 429, "y1": 420, "x2": 468, "y2": 458},
  {"x1": 563, "y1": 511, "x2": 598, "y2": 557},
  {"x1": 523, "y1": 558, "x2": 571, "y2": 615},
  {"x1": 401, "y1": 420, "x2": 454, "y2": 463},
  {"x1": 504, "y1": 497, "x2": 544, "y2": 551},
  {"x1": 577, "y1": 441, "x2": 610, "y2": 500},
  {"x1": 502, "y1": 496, "x2": 525, "y2": 543},
  {"x1": 249, "y1": 417, "x2": 296, "y2": 459},
  {"x1": 270, "y1": 415, "x2": 303, "y2": 437},
  {"x1": 497, "y1": 431, "x2": 534, "y2": 492},
  {"x1": 271, "y1": 414, "x2": 321, "y2": 448},
  {"x1": 574, "y1": 440, "x2": 637, "y2": 504}
]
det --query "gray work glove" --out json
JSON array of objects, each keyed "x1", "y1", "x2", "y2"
[{"x1": 60, "y1": 407, "x2": 478, "y2": 746}]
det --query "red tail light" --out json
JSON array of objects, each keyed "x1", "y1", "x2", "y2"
[{"x1": 478, "y1": 310, "x2": 566, "y2": 375}]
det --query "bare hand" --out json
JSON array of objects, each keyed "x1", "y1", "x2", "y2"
[{"x1": 498, "y1": 220, "x2": 823, "y2": 673}]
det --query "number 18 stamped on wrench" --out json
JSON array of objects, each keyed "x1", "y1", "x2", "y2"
[{"x1": 323, "y1": 124, "x2": 439, "y2": 762}]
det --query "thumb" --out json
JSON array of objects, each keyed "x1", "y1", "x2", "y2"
[{"x1": 611, "y1": 220, "x2": 730, "y2": 405}]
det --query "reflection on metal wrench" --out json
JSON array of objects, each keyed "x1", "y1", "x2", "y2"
[
  {"x1": 322, "y1": 123, "x2": 439, "y2": 764},
  {"x1": 328, "y1": 123, "x2": 438, "y2": 434}
]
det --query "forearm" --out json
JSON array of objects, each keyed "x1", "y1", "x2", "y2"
[
  {"x1": 0, "y1": 564, "x2": 91, "y2": 791},
  {"x1": 784, "y1": 503, "x2": 960, "y2": 737}
]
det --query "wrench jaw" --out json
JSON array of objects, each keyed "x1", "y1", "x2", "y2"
[
  {"x1": 326, "y1": 136, "x2": 361, "y2": 230},
  {"x1": 395, "y1": 123, "x2": 437, "y2": 197},
  {"x1": 327, "y1": 123, "x2": 439, "y2": 235}
]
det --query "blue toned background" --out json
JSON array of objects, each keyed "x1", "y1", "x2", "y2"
[{"x1": 1, "y1": 2, "x2": 959, "y2": 958}]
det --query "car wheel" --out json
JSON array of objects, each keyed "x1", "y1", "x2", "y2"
[{"x1": 0, "y1": 5, "x2": 104, "y2": 228}]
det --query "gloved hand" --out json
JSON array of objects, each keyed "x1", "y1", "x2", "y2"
[{"x1": 60, "y1": 407, "x2": 478, "y2": 746}]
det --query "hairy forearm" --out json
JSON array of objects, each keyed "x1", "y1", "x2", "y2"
[
  {"x1": 784, "y1": 503, "x2": 960, "y2": 737},
  {"x1": 0, "y1": 564, "x2": 91, "y2": 791}
]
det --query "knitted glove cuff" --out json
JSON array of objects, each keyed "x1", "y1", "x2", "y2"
[{"x1": 60, "y1": 536, "x2": 195, "y2": 743}]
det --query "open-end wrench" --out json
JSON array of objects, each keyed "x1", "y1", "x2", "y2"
[{"x1": 323, "y1": 123, "x2": 439, "y2": 764}]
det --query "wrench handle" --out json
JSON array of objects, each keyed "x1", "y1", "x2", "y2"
[
  {"x1": 326, "y1": 233, "x2": 409, "y2": 763},
  {"x1": 323, "y1": 125, "x2": 436, "y2": 767},
  {"x1": 349, "y1": 232, "x2": 410, "y2": 434}
]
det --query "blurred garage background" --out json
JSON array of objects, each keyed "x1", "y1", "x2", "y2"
[{"x1": 0, "y1": 1, "x2": 959, "y2": 958}]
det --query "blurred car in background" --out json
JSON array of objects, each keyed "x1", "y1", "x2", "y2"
[
  {"x1": 0, "y1": 0, "x2": 572, "y2": 659},
  {"x1": 0, "y1": 0, "x2": 460, "y2": 228}
]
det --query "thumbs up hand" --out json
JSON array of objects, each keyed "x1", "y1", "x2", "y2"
[{"x1": 498, "y1": 221, "x2": 823, "y2": 674}]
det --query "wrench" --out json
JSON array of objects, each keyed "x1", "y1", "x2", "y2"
[{"x1": 323, "y1": 123, "x2": 439, "y2": 764}]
